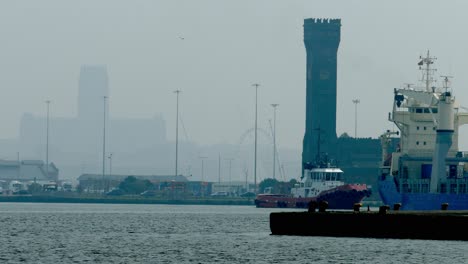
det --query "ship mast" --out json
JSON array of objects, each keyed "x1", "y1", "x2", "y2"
[{"x1": 418, "y1": 50, "x2": 437, "y2": 92}]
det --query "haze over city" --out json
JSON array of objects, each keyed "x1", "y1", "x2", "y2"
[
  {"x1": 1, "y1": 2, "x2": 468, "y2": 262},
  {"x1": 1, "y1": 1, "x2": 468, "y2": 182}
]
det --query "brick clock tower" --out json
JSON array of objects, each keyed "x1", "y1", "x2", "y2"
[{"x1": 302, "y1": 18, "x2": 341, "y2": 170}]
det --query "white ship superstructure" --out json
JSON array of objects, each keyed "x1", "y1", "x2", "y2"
[
  {"x1": 379, "y1": 52, "x2": 468, "y2": 209},
  {"x1": 291, "y1": 167, "x2": 344, "y2": 198}
]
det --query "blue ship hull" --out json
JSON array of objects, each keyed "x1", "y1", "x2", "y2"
[{"x1": 378, "y1": 177, "x2": 468, "y2": 210}]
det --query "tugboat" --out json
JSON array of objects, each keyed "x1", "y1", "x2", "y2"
[
  {"x1": 256, "y1": 126, "x2": 371, "y2": 210},
  {"x1": 378, "y1": 51, "x2": 468, "y2": 210},
  {"x1": 255, "y1": 159, "x2": 371, "y2": 209}
]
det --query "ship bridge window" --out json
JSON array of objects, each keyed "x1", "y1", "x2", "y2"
[
  {"x1": 417, "y1": 126, "x2": 420, "y2": 130},
  {"x1": 416, "y1": 108, "x2": 423, "y2": 113},
  {"x1": 423, "y1": 108, "x2": 431, "y2": 113},
  {"x1": 432, "y1": 108, "x2": 438, "y2": 113}
]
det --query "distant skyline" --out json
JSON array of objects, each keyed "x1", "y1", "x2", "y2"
[{"x1": 1, "y1": 1, "x2": 468, "y2": 151}]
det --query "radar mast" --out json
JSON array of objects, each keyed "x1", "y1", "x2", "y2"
[{"x1": 418, "y1": 51, "x2": 437, "y2": 92}]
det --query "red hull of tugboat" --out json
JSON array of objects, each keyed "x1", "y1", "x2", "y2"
[{"x1": 254, "y1": 184, "x2": 371, "y2": 209}]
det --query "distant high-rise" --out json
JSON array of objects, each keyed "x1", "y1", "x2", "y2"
[
  {"x1": 302, "y1": 18, "x2": 341, "y2": 168},
  {"x1": 78, "y1": 65, "x2": 109, "y2": 122},
  {"x1": 18, "y1": 64, "x2": 167, "y2": 179}
]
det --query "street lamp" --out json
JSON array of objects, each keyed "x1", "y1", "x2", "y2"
[
  {"x1": 218, "y1": 153, "x2": 221, "y2": 184},
  {"x1": 271, "y1": 103, "x2": 279, "y2": 179},
  {"x1": 108, "y1": 153, "x2": 113, "y2": 177},
  {"x1": 199, "y1": 156, "x2": 208, "y2": 181},
  {"x1": 174, "y1": 90, "x2": 181, "y2": 178},
  {"x1": 102, "y1": 96, "x2": 108, "y2": 192},
  {"x1": 225, "y1": 158, "x2": 234, "y2": 184},
  {"x1": 352, "y1": 99, "x2": 360, "y2": 138},
  {"x1": 252, "y1": 83, "x2": 260, "y2": 193},
  {"x1": 45, "y1": 100, "x2": 50, "y2": 179},
  {"x1": 199, "y1": 156, "x2": 208, "y2": 197}
]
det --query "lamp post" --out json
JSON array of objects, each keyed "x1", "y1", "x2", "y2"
[
  {"x1": 108, "y1": 153, "x2": 113, "y2": 177},
  {"x1": 174, "y1": 90, "x2": 181, "y2": 178},
  {"x1": 45, "y1": 100, "x2": 50, "y2": 179},
  {"x1": 352, "y1": 99, "x2": 360, "y2": 138},
  {"x1": 218, "y1": 153, "x2": 221, "y2": 184},
  {"x1": 199, "y1": 156, "x2": 207, "y2": 197},
  {"x1": 271, "y1": 103, "x2": 279, "y2": 179},
  {"x1": 102, "y1": 96, "x2": 107, "y2": 192},
  {"x1": 199, "y1": 156, "x2": 208, "y2": 181},
  {"x1": 252, "y1": 83, "x2": 260, "y2": 193},
  {"x1": 225, "y1": 158, "x2": 234, "y2": 184}
]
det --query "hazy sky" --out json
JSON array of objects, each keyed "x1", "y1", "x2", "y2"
[{"x1": 2, "y1": 0, "x2": 468, "y2": 151}]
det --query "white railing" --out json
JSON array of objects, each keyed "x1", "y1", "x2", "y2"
[{"x1": 399, "y1": 178, "x2": 468, "y2": 194}]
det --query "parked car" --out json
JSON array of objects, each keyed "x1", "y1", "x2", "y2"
[
  {"x1": 211, "y1": 191, "x2": 229, "y2": 197},
  {"x1": 240, "y1": 192, "x2": 256, "y2": 198},
  {"x1": 140, "y1": 190, "x2": 157, "y2": 197},
  {"x1": 13, "y1": 190, "x2": 30, "y2": 195},
  {"x1": 106, "y1": 189, "x2": 125, "y2": 196}
]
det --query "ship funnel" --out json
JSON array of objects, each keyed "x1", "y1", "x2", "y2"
[{"x1": 430, "y1": 92, "x2": 455, "y2": 193}]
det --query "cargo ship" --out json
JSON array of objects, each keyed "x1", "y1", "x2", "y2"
[
  {"x1": 378, "y1": 51, "x2": 468, "y2": 210},
  {"x1": 255, "y1": 158, "x2": 371, "y2": 209}
]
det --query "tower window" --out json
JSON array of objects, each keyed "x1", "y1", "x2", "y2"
[
  {"x1": 417, "y1": 126, "x2": 420, "y2": 130},
  {"x1": 424, "y1": 142, "x2": 427, "y2": 145},
  {"x1": 424, "y1": 127, "x2": 427, "y2": 130},
  {"x1": 416, "y1": 141, "x2": 419, "y2": 145}
]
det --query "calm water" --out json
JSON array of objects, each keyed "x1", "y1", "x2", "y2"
[{"x1": 0, "y1": 203, "x2": 466, "y2": 264}]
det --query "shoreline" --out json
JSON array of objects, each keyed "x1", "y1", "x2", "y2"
[
  {"x1": 0, "y1": 195, "x2": 255, "y2": 206},
  {"x1": 0, "y1": 195, "x2": 382, "y2": 207}
]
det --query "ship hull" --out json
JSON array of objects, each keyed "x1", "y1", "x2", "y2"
[
  {"x1": 378, "y1": 177, "x2": 468, "y2": 210},
  {"x1": 255, "y1": 184, "x2": 370, "y2": 209}
]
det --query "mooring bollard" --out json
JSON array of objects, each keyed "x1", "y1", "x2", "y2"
[
  {"x1": 379, "y1": 205, "x2": 390, "y2": 214},
  {"x1": 441, "y1": 203, "x2": 449, "y2": 210},
  {"x1": 308, "y1": 201, "x2": 318, "y2": 213},
  {"x1": 318, "y1": 201, "x2": 328, "y2": 212},
  {"x1": 393, "y1": 203, "x2": 401, "y2": 211},
  {"x1": 353, "y1": 203, "x2": 362, "y2": 212}
]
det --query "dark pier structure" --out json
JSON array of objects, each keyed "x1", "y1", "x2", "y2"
[
  {"x1": 302, "y1": 18, "x2": 386, "y2": 194},
  {"x1": 270, "y1": 209, "x2": 468, "y2": 241}
]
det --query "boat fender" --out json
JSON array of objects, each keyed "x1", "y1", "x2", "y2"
[
  {"x1": 379, "y1": 205, "x2": 390, "y2": 214},
  {"x1": 308, "y1": 201, "x2": 318, "y2": 213},
  {"x1": 353, "y1": 203, "x2": 362, "y2": 212},
  {"x1": 393, "y1": 203, "x2": 401, "y2": 211},
  {"x1": 441, "y1": 203, "x2": 449, "y2": 210},
  {"x1": 318, "y1": 201, "x2": 328, "y2": 213}
]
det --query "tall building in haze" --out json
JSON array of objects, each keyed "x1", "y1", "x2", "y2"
[
  {"x1": 78, "y1": 65, "x2": 109, "y2": 122},
  {"x1": 19, "y1": 65, "x2": 167, "y2": 179}
]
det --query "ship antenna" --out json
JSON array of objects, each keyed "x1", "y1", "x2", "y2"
[
  {"x1": 440, "y1": 75, "x2": 453, "y2": 93},
  {"x1": 418, "y1": 50, "x2": 437, "y2": 92}
]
